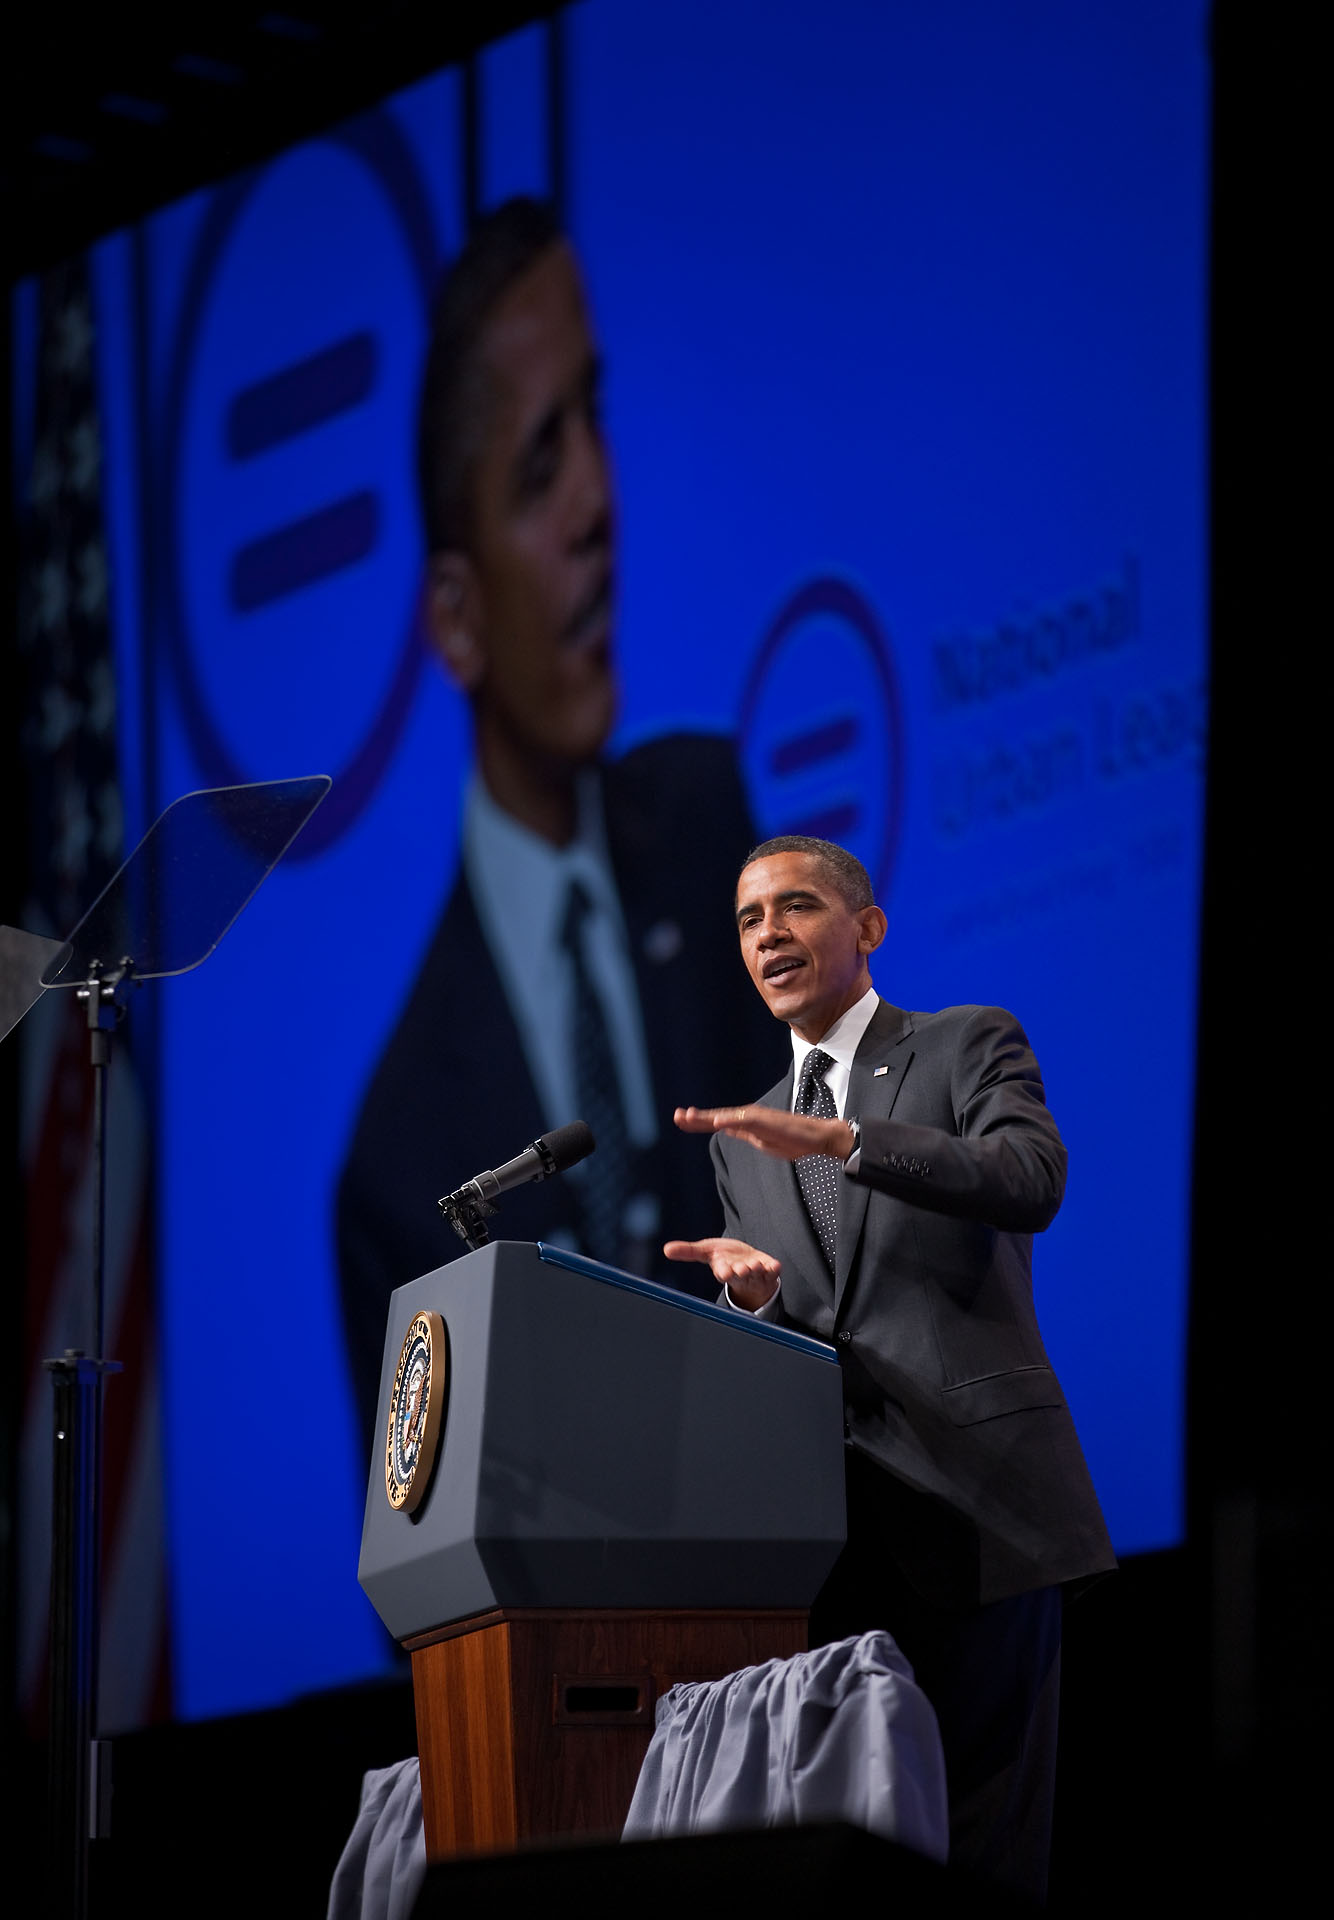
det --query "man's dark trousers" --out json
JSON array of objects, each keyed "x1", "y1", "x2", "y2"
[{"x1": 810, "y1": 1444, "x2": 1062, "y2": 1905}]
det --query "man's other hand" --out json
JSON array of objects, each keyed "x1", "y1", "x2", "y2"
[
  {"x1": 662, "y1": 1236, "x2": 781, "y2": 1310},
  {"x1": 674, "y1": 1104, "x2": 854, "y2": 1163}
]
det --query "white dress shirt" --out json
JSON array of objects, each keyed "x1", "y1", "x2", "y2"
[
  {"x1": 726, "y1": 983, "x2": 880, "y2": 1313},
  {"x1": 788, "y1": 984, "x2": 880, "y2": 1127}
]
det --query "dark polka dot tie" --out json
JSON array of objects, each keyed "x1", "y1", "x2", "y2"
[
  {"x1": 560, "y1": 878, "x2": 631, "y2": 1266},
  {"x1": 795, "y1": 1047, "x2": 839, "y2": 1272}
]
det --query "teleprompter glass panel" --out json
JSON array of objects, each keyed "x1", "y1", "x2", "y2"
[
  {"x1": 0, "y1": 925, "x2": 69, "y2": 1042},
  {"x1": 40, "y1": 777, "x2": 330, "y2": 988}
]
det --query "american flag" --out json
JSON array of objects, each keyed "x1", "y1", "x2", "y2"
[{"x1": 16, "y1": 255, "x2": 172, "y2": 1734}]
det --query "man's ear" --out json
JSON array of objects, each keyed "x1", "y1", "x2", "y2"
[
  {"x1": 426, "y1": 551, "x2": 485, "y2": 693},
  {"x1": 858, "y1": 905, "x2": 888, "y2": 955}
]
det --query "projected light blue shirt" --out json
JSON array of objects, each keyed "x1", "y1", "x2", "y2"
[{"x1": 463, "y1": 770, "x2": 659, "y2": 1164}]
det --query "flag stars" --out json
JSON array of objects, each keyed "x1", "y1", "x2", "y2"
[
  {"x1": 56, "y1": 790, "x2": 93, "y2": 885},
  {"x1": 85, "y1": 655, "x2": 116, "y2": 737},
  {"x1": 37, "y1": 557, "x2": 70, "y2": 633},
  {"x1": 95, "y1": 783, "x2": 124, "y2": 865},
  {"x1": 29, "y1": 436, "x2": 62, "y2": 511},
  {"x1": 40, "y1": 682, "x2": 83, "y2": 753},
  {"x1": 77, "y1": 542, "x2": 110, "y2": 622},
  {"x1": 68, "y1": 415, "x2": 102, "y2": 497},
  {"x1": 53, "y1": 298, "x2": 93, "y2": 377},
  {"x1": 18, "y1": 591, "x2": 42, "y2": 653}
]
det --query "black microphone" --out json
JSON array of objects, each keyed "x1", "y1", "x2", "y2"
[
  {"x1": 438, "y1": 1121, "x2": 595, "y2": 1249},
  {"x1": 461, "y1": 1120, "x2": 595, "y2": 1203}
]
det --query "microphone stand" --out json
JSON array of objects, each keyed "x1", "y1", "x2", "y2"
[{"x1": 45, "y1": 959, "x2": 133, "y2": 1920}]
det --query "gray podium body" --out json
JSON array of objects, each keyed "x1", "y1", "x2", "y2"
[{"x1": 358, "y1": 1241, "x2": 845, "y2": 1639}]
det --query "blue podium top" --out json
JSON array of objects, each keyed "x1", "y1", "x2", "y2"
[{"x1": 537, "y1": 1243, "x2": 838, "y2": 1365}]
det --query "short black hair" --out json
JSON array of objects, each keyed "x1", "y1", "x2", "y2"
[
  {"x1": 416, "y1": 196, "x2": 564, "y2": 554},
  {"x1": 740, "y1": 836, "x2": 875, "y2": 911}
]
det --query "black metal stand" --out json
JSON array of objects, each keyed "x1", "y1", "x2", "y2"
[
  {"x1": 12, "y1": 774, "x2": 332, "y2": 1919},
  {"x1": 43, "y1": 964, "x2": 131, "y2": 1919},
  {"x1": 44, "y1": 1352, "x2": 117, "y2": 1917}
]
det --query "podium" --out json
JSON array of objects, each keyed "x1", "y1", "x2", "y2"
[{"x1": 358, "y1": 1242, "x2": 846, "y2": 1857}]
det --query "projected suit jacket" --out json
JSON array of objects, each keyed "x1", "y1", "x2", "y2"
[
  {"x1": 711, "y1": 997, "x2": 1117, "y2": 1609},
  {"x1": 337, "y1": 732, "x2": 787, "y2": 1455}
]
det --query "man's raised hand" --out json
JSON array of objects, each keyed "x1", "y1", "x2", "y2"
[{"x1": 673, "y1": 1104, "x2": 854, "y2": 1163}]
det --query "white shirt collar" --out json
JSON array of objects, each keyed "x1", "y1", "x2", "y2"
[{"x1": 789, "y1": 982, "x2": 880, "y2": 1113}]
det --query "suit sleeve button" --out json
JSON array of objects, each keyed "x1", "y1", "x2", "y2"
[{"x1": 837, "y1": 1330, "x2": 852, "y2": 1344}]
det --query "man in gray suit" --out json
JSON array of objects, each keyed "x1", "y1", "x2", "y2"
[{"x1": 666, "y1": 834, "x2": 1115, "y2": 1900}]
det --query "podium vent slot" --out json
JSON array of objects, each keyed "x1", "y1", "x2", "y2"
[
  {"x1": 554, "y1": 1675, "x2": 654, "y2": 1725},
  {"x1": 566, "y1": 1685, "x2": 638, "y2": 1712}
]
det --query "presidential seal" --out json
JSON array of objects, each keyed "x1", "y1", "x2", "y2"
[{"x1": 385, "y1": 1311, "x2": 447, "y2": 1513}]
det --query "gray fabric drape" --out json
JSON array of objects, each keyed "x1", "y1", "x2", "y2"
[
  {"x1": 327, "y1": 1630, "x2": 947, "y2": 1918},
  {"x1": 326, "y1": 1757, "x2": 426, "y2": 1920},
  {"x1": 622, "y1": 1630, "x2": 947, "y2": 1859}
]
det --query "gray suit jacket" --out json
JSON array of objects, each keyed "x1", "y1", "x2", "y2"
[{"x1": 710, "y1": 998, "x2": 1116, "y2": 1608}]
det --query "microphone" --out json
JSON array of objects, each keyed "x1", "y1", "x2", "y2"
[
  {"x1": 438, "y1": 1121, "x2": 595, "y2": 1249},
  {"x1": 461, "y1": 1120, "x2": 595, "y2": 1203}
]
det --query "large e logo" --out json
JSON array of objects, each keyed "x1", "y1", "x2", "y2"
[{"x1": 159, "y1": 111, "x2": 443, "y2": 857}]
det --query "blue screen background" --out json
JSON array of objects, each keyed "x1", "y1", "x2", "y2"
[{"x1": 13, "y1": 0, "x2": 1208, "y2": 1719}]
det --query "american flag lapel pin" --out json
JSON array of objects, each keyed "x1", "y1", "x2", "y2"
[{"x1": 873, "y1": 1065, "x2": 889, "y2": 1077}]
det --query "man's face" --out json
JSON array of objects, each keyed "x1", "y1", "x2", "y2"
[
  {"x1": 734, "y1": 852, "x2": 884, "y2": 1043},
  {"x1": 432, "y1": 241, "x2": 616, "y2": 774}
]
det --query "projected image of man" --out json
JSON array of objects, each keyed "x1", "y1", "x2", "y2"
[{"x1": 336, "y1": 200, "x2": 782, "y2": 1453}]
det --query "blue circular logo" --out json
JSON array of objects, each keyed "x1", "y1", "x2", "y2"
[
  {"x1": 740, "y1": 578, "x2": 904, "y2": 897},
  {"x1": 159, "y1": 111, "x2": 443, "y2": 858}
]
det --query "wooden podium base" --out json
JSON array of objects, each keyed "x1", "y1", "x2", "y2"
[{"x1": 405, "y1": 1607, "x2": 807, "y2": 1860}]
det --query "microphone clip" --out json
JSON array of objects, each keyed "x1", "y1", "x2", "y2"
[{"x1": 438, "y1": 1182, "x2": 496, "y2": 1252}]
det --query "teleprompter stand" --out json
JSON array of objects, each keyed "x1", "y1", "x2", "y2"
[
  {"x1": 359, "y1": 1240, "x2": 848, "y2": 1858},
  {"x1": 2, "y1": 775, "x2": 330, "y2": 1920}
]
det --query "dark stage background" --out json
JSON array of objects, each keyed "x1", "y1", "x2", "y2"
[{"x1": 2, "y1": 1, "x2": 1320, "y2": 1911}]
